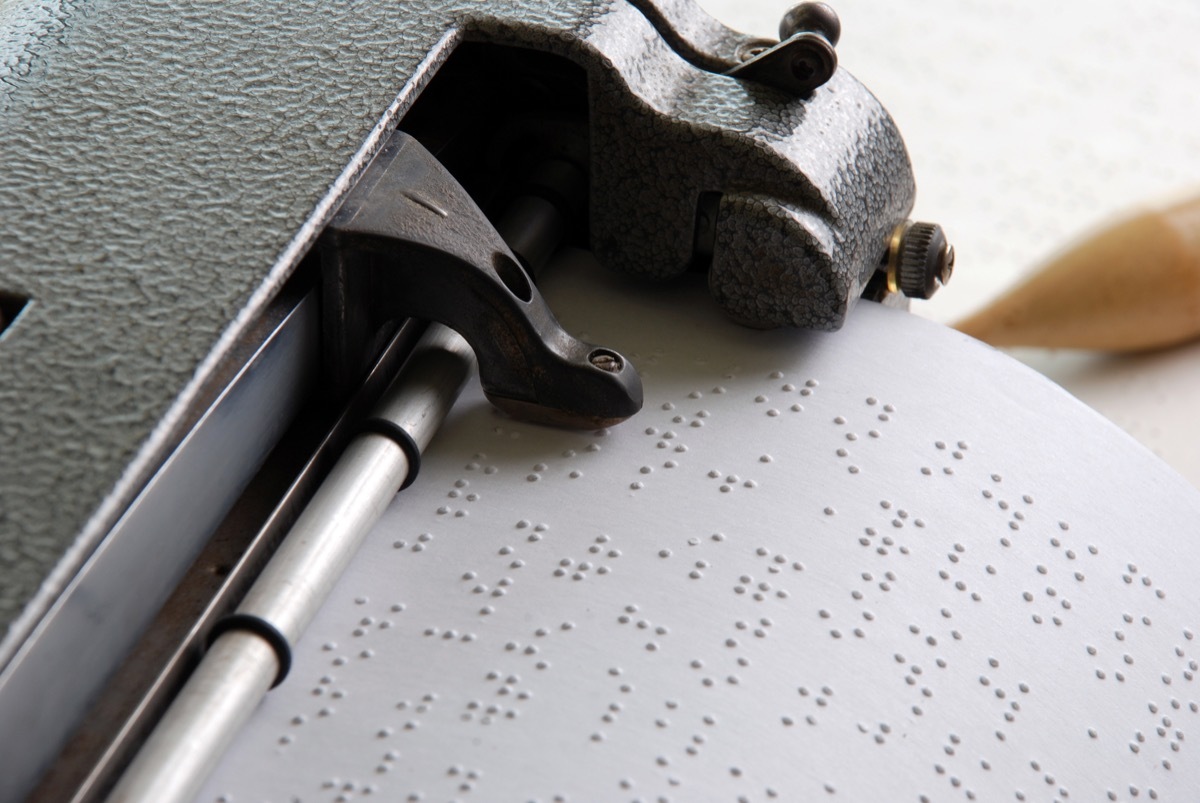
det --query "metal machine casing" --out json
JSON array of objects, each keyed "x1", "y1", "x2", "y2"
[{"x1": 0, "y1": 1, "x2": 913, "y2": 798}]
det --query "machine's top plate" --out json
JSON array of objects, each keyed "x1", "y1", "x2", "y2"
[
  {"x1": 0, "y1": 0, "x2": 909, "y2": 657},
  {"x1": 0, "y1": 0, "x2": 459, "y2": 647},
  {"x1": 199, "y1": 253, "x2": 1200, "y2": 801}
]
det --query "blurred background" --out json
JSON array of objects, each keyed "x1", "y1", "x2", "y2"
[{"x1": 700, "y1": 0, "x2": 1200, "y2": 487}]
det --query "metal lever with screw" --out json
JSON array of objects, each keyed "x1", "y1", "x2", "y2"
[
  {"x1": 726, "y1": 2, "x2": 841, "y2": 96},
  {"x1": 321, "y1": 130, "x2": 642, "y2": 428}
]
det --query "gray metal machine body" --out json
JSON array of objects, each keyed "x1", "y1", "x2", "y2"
[{"x1": 0, "y1": 0, "x2": 915, "y2": 799}]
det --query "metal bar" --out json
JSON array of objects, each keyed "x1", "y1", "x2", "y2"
[
  {"x1": 0, "y1": 289, "x2": 318, "y2": 803},
  {"x1": 107, "y1": 324, "x2": 475, "y2": 803},
  {"x1": 41, "y1": 319, "x2": 427, "y2": 803},
  {"x1": 102, "y1": 632, "x2": 278, "y2": 803}
]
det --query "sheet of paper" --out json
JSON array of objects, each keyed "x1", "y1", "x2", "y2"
[{"x1": 200, "y1": 256, "x2": 1200, "y2": 802}]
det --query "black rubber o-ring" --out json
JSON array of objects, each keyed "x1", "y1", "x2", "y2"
[
  {"x1": 358, "y1": 418, "x2": 422, "y2": 489},
  {"x1": 208, "y1": 614, "x2": 293, "y2": 688}
]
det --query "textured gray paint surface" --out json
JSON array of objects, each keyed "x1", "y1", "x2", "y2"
[
  {"x1": 0, "y1": 0, "x2": 912, "y2": 664},
  {"x1": 0, "y1": 0, "x2": 448, "y2": 662},
  {"x1": 0, "y1": 0, "x2": 445, "y2": 651}
]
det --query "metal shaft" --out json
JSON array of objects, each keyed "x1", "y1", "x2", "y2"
[{"x1": 107, "y1": 324, "x2": 475, "y2": 803}]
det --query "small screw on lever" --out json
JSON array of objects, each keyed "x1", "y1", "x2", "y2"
[{"x1": 321, "y1": 131, "x2": 643, "y2": 428}]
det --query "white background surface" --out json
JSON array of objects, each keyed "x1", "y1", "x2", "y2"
[{"x1": 701, "y1": 0, "x2": 1200, "y2": 487}]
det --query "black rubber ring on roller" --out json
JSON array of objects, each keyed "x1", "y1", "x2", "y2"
[
  {"x1": 358, "y1": 417, "x2": 422, "y2": 490},
  {"x1": 208, "y1": 613, "x2": 293, "y2": 689}
]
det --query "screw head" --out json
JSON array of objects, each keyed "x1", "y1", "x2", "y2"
[
  {"x1": 589, "y1": 349, "x2": 624, "y2": 373},
  {"x1": 891, "y1": 222, "x2": 954, "y2": 300}
]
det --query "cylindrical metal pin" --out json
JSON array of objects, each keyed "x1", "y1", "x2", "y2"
[{"x1": 107, "y1": 324, "x2": 475, "y2": 803}]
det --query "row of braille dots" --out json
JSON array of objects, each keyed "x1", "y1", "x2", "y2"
[
  {"x1": 843, "y1": 562, "x2": 1033, "y2": 758},
  {"x1": 634, "y1": 372, "x2": 819, "y2": 492},
  {"x1": 382, "y1": 750, "x2": 483, "y2": 803},
  {"x1": 1119, "y1": 695, "x2": 1195, "y2": 773},
  {"x1": 934, "y1": 467, "x2": 1189, "y2": 800},
  {"x1": 978, "y1": 471, "x2": 1038, "y2": 540},
  {"x1": 1106, "y1": 559, "x2": 1179, "y2": 698},
  {"x1": 603, "y1": 591, "x2": 823, "y2": 799},
  {"x1": 1073, "y1": 514, "x2": 1199, "y2": 779},
  {"x1": 456, "y1": 668, "x2": 534, "y2": 726},
  {"x1": 444, "y1": 604, "x2": 571, "y2": 677},
  {"x1": 732, "y1": 546, "x2": 804, "y2": 602},
  {"x1": 784, "y1": 683, "x2": 836, "y2": 731},
  {"x1": 752, "y1": 370, "x2": 820, "y2": 418},
  {"x1": 636, "y1": 386, "x2": 721, "y2": 492},
  {"x1": 937, "y1": 470, "x2": 1061, "y2": 613},
  {"x1": 898, "y1": 621, "x2": 965, "y2": 718},
  {"x1": 462, "y1": 521, "x2": 622, "y2": 620},
  {"x1": 695, "y1": 608, "x2": 781, "y2": 691},
  {"x1": 525, "y1": 439, "x2": 605, "y2": 484},
  {"x1": 928, "y1": 656, "x2": 1040, "y2": 801},
  {"x1": 585, "y1": 623, "x2": 739, "y2": 797},
  {"x1": 921, "y1": 439, "x2": 968, "y2": 478},
  {"x1": 422, "y1": 453, "x2": 500, "y2": 525},
  {"x1": 310, "y1": 775, "x2": 383, "y2": 803},
  {"x1": 428, "y1": 528, "x2": 572, "y2": 667},
  {"x1": 647, "y1": 535, "x2": 798, "y2": 600},
  {"x1": 589, "y1": 664, "x2": 678, "y2": 747},
  {"x1": 704, "y1": 458, "x2": 771, "y2": 494},
  {"x1": 1088, "y1": 609, "x2": 1198, "y2": 771},
  {"x1": 912, "y1": 461, "x2": 1076, "y2": 793},
  {"x1": 1105, "y1": 785, "x2": 1164, "y2": 801},
  {"x1": 616, "y1": 604, "x2": 672, "y2": 657},
  {"x1": 863, "y1": 498, "x2": 924, "y2": 558},
  {"x1": 274, "y1": 596, "x2": 410, "y2": 750},
  {"x1": 655, "y1": 533, "x2": 725, "y2": 581},
  {"x1": 817, "y1": 498, "x2": 920, "y2": 565},
  {"x1": 781, "y1": 683, "x2": 880, "y2": 794},
  {"x1": 613, "y1": 689, "x2": 809, "y2": 800},
  {"x1": 815, "y1": 499, "x2": 927, "y2": 653},
  {"x1": 473, "y1": 431, "x2": 611, "y2": 487},
  {"x1": 924, "y1": 752, "x2": 1076, "y2": 803},
  {"x1": 308, "y1": 748, "x2": 479, "y2": 801},
  {"x1": 550, "y1": 528, "x2": 621, "y2": 582},
  {"x1": 831, "y1": 396, "x2": 897, "y2": 476},
  {"x1": 638, "y1": 381, "x2": 729, "y2": 489},
  {"x1": 921, "y1": 451, "x2": 1179, "y2": 800},
  {"x1": 440, "y1": 454, "x2": 496, "y2": 517},
  {"x1": 463, "y1": 520, "x2": 547, "y2": 618},
  {"x1": 607, "y1": 716, "x2": 784, "y2": 803},
  {"x1": 975, "y1": 475, "x2": 1096, "y2": 628},
  {"x1": 969, "y1": 466, "x2": 1081, "y2": 574},
  {"x1": 390, "y1": 515, "x2": 619, "y2": 751},
  {"x1": 815, "y1": 567, "x2": 908, "y2": 665},
  {"x1": 263, "y1": 596, "x2": 422, "y2": 802},
  {"x1": 1017, "y1": 541, "x2": 1092, "y2": 628}
]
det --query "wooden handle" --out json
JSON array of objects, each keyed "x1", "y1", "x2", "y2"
[{"x1": 955, "y1": 193, "x2": 1200, "y2": 351}]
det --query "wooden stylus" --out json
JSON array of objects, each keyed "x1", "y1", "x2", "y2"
[{"x1": 955, "y1": 193, "x2": 1200, "y2": 352}]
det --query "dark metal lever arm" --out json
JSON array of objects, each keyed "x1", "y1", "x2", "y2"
[{"x1": 321, "y1": 131, "x2": 642, "y2": 429}]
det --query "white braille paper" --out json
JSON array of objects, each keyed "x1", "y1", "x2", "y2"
[{"x1": 200, "y1": 255, "x2": 1200, "y2": 802}]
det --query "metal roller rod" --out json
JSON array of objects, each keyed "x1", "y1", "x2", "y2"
[
  {"x1": 108, "y1": 324, "x2": 476, "y2": 803},
  {"x1": 107, "y1": 152, "x2": 581, "y2": 803}
]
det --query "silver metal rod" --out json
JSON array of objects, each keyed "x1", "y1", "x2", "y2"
[
  {"x1": 3, "y1": 292, "x2": 318, "y2": 803},
  {"x1": 103, "y1": 632, "x2": 277, "y2": 803},
  {"x1": 107, "y1": 324, "x2": 475, "y2": 803}
]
